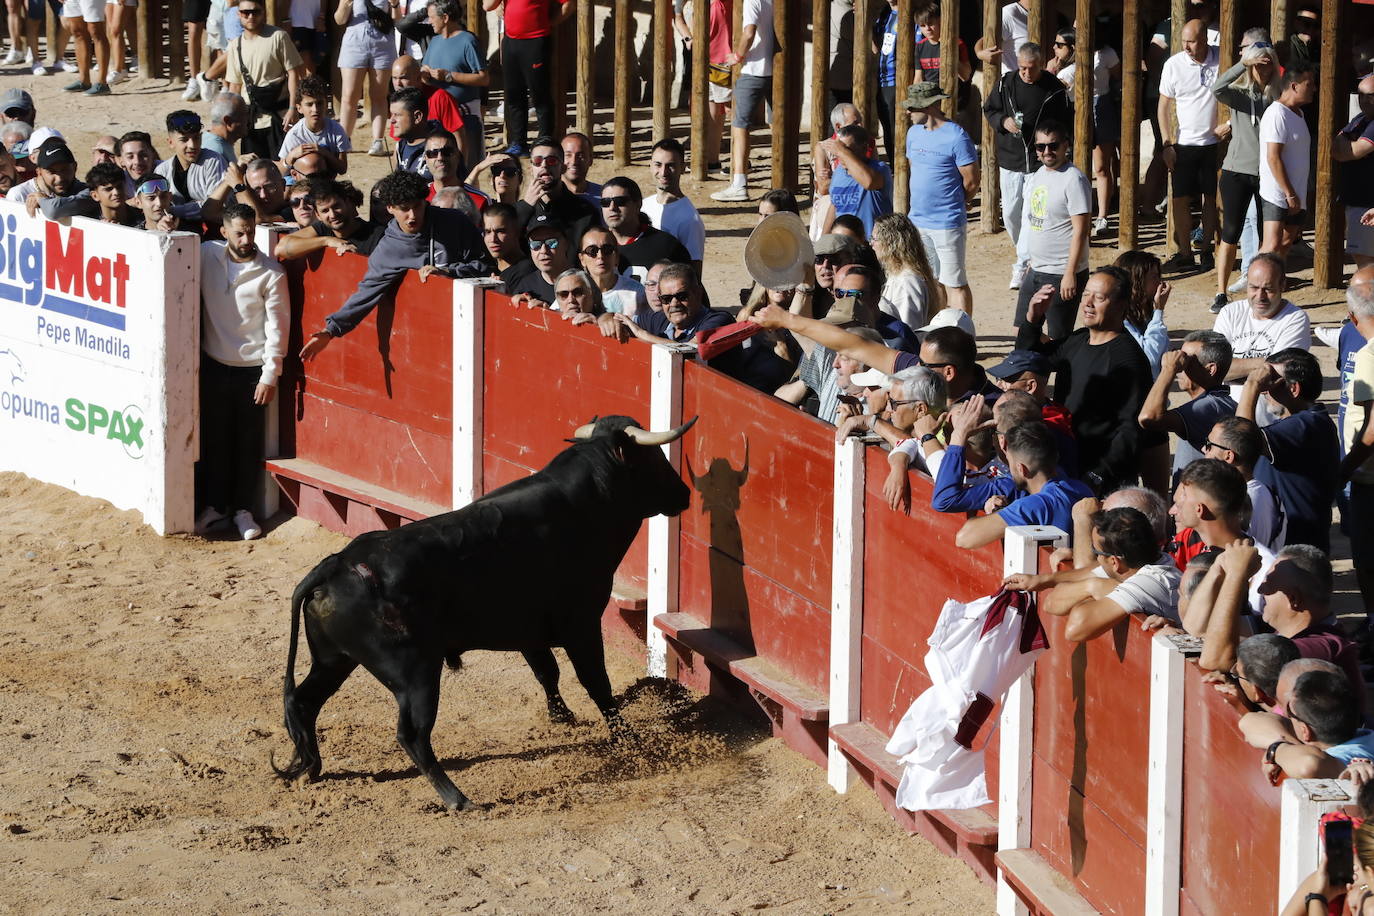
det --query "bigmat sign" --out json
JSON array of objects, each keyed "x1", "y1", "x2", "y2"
[{"x1": 0, "y1": 203, "x2": 199, "y2": 534}]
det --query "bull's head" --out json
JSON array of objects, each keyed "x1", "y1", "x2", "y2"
[{"x1": 572, "y1": 416, "x2": 696, "y2": 519}]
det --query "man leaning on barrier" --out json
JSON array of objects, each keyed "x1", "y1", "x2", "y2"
[{"x1": 299, "y1": 169, "x2": 489, "y2": 361}]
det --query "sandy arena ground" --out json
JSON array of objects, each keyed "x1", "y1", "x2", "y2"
[{"x1": 0, "y1": 58, "x2": 1361, "y2": 912}]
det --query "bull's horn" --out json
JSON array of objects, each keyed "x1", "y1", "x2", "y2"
[
  {"x1": 624, "y1": 416, "x2": 699, "y2": 446},
  {"x1": 572, "y1": 423, "x2": 597, "y2": 439}
]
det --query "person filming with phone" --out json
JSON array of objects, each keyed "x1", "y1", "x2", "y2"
[{"x1": 1281, "y1": 816, "x2": 1371, "y2": 916}]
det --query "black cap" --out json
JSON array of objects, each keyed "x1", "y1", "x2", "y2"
[
  {"x1": 987, "y1": 349, "x2": 1052, "y2": 380},
  {"x1": 525, "y1": 211, "x2": 568, "y2": 237},
  {"x1": 34, "y1": 137, "x2": 75, "y2": 170}
]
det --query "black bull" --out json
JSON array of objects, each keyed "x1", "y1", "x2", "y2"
[{"x1": 273, "y1": 415, "x2": 695, "y2": 810}]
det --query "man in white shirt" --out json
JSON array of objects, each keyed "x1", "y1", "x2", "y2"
[
  {"x1": 1214, "y1": 252, "x2": 1311, "y2": 424},
  {"x1": 1014, "y1": 121, "x2": 1092, "y2": 341},
  {"x1": 710, "y1": 0, "x2": 773, "y2": 203},
  {"x1": 1258, "y1": 62, "x2": 1316, "y2": 258},
  {"x1": 1202, "y1": 416, "x2": 1286, "y2": 551},
  {"x1": 197, "y1": 202, "x2": 289, "y2": 541},
  {"x1": 641, "y1": 138, "x2": 704, "y2": 274},
  {"x1": 1158, "y1": 19, "x2": 1222, "y2": 272},
  {"x1": 973, "y1": 0, "x2": 1029, "y2": 75}
]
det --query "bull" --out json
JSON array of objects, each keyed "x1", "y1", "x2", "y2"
[{"x1": 273, "y1": 415, "x2": 696, "y2": 811}]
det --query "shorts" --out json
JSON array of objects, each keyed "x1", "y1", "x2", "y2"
[
  {"x1": 916, "y1": 225, "x2": 969, "y2": 288},
  {"x1": 1348, "y1": 482, "x2": 1374, "y2": 568},
  {"x1": 731, "y1": 73, "x2": 771, "y2": 129},
  {"x1": 1348, "y1": 206, "x2": 1374, "y2": 257},
  {"x1": 61, "y1": 0, "x2": 103, "y2": 20},
  {"x1": 337, "y1": 25, "x2": 396, "y2": 70},
  {"x1": 1218, "y1": 169, "x2": 1260, "y2": 245},
  {"x1": 1170, "y1": 142, "x2": 1218, "y2": 199},
  {"x1": 709, "y1": 81, "x2": 731, "y2": 105},
  {"x1": 1259, "y1": 196, "x2": 1304, "y2": 225},
  {"x1": 291, "y1": 25, "x2": 326, "y2": 57},
  {"x1": 1091, "y1": 92, "x2": 1120, "y2": 146},
  {"x1": 182, "y1": 0, "x2": 208, "y2": 21}
]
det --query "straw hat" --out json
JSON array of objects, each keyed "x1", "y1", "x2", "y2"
[{"x1": 744, "y1": 212, "x2": 814, "y2": 291}]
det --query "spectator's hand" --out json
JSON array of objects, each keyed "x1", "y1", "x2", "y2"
[
  {"x1": 976, "y1": 43, "x2": 1001, "y2": 64},
  {"x1": 283, "y1": 108, "x2": 300, "y2": 128},
  {"x1": 834, "y1": 398, "x2": 863, "y2": 421},
  {"x1": 156, "y1": 212, "x2": 180, "y2": 232},
  {"x1": 1026, "y1": 284, "x2": 1056, "y2": 324},
  {"x1": 1213, "y1": 121, "x2": 1232, "y2": 142},
  {"x1": 422, "y1": 66, "x2": 450, "y2": 84},
  {"x1": 1294, "y1": 858, "x2": 1342, "y2": 900},
  {"x1": 1246, "y1": 363, "x2": 1279, "y2": 391},
  {"x1": 1071, "y1": 495, "x2": 1102, "y2": 523},
  {"x1": 748, "y1": 303, "x2": 791, "y2": 330},
  {"x1": 1002, "y1": 116, "x2": 1020, "y2": 135},
  {"x1": 523, "y1": 179, "x2": 545, "y2": 205},
  {"x1": 24, "y1": 193, "x2": 40, "y2": 218},
  {"x1": 593, "y1": 313, "x2": 629, "y2": 340},
  {"x1": 1363, "y1": 207, "x2": 1374, "y2": 227},
  {"x1": 1154, "y1": 279, "x2": 1171, "y2": 310},
  {"x1": 1262, "y1": 758, "x2": 1284, "y2": 785},
  {"x1": 1340, "y1": 757, "x2": 1374, "y2": 789},
  {"x1": 1060, "y1": 271, "x2": 1078, "y2": 302},
  {"x1": 819, "y1": 138, "x2": 839, "y2": 160},
  {"x1": 912, "y1": 410, "x2": 945, "y2": 441},
  {"x1": 1047, "y1": 546, "x2": 1074, "y2": 570},
  {"x1": 253, "y1": 382, "x2": 276, "y2": 405},
  {"x1": 1140, "y1": 614, "x2": 1181, "y2": 634},
  {"x1": 324, "y1": 236, "x2": 358, "y2": 256},
  {"x1": 300, "y1": 331, "x2": 332, "y2": 361},
  {"x1": 984, "y1": 494, "x2": 1009, "y2": 515},
  {"x1": 948, "y1": 396, "x2": 984, "y2": 446},
  {"x1": 724, "y1": 51, "x2": 740, "y2": 66},
  {"x1": 565, "y1": 311, "x2": 595, "y2": 325},
  {"x1": 1003, "y1": 572, "x2": 1051, "y2": 591},
  {"x1": 1220, "y1": 538, "x2": 1260, "y2": 580},
  {"x1": 225, "y1": 160, "x2": 246, "y2": 187},
  {"x1": 286, "y1": 143, "x2": 318, "y2": 166},
  {"x1": 1159, "y1": 347, "x2": 1184, "y2": 379},
  {"x1": 418, "y1": 264, "x2": 447, "y2": 283},
  {"x1": 883, "y1": 466, "x2": 911, "y2": 514},
  {"x1": 1212, "y1": 678, "x2": 1257, "y2": 715},
  {"x1": 835, "y1": 414, "x2": 869, "y2": 442},
  {"x1": 1162, "y1": 145, "x2": 1177, "y2": 171}
]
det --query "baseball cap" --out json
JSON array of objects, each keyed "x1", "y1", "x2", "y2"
[
  {"x1": 814, "y1": 233, "x2": 859, "y2": 257},
  {"x1": 849, "y1": 368, "x2": 895, "y2": 390},
  {"x1": 34, "y1": 137, "x2": 75, "y2": 170},
  {"x1": 0, "y1": 88, "x2": 33, "y2": 116},
  {"x1": 525, "y1": 211, "x2": 568, "y2": 236},
  {"x1": 987, "y1": 349, "x2": 1053, "y2": 380},
  {"x1": 918, "y1": 307, "x2": 977, "y2": 337},
  {"x1": 29, "y1": 126, "x2": 63, "y2": 150}
]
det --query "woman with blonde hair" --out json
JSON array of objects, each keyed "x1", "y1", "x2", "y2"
[
  {"x1": 869, "y1": 213, "x2": 939, "y2": 333},
  {"x1": 1210, "y1": 29, "x2": 1279, "y2": 313}
]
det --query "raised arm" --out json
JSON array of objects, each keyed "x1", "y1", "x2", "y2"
[
  {"x1": 748, "y1": 303, "x2": 899, "y2": 373},
  {"x1": 1138, "y1": 348, "x2": 1187, "y2": 433}
]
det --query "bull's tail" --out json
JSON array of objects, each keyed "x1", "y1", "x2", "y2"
[{"x1": 271, "y1": 561, "x2": 333, "y2": 782}]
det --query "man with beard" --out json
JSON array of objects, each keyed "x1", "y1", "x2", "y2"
[
  {"x1": 274, "y1": 178, "x2": 379, "y2": 260},
  {"x1": 515, "y1": 135, "x2": 598, "y2": 238},
  {"x1": 196, "y1": 203, "x2": 289, "y2": 542},
  {"x1": 8, "y1": 138, "x2": 87, "y2": 218},
  {"x1": 600, "y1": 175, "x2": 690, "y2": 279}
]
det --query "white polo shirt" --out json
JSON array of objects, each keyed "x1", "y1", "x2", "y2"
[{"x1": 1158, "y1": 46, "x2": 1221, "y2": 146}]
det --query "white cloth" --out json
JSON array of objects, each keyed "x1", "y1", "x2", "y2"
[
  {"x1": 641, "y1": 194, "x2": 706, "y2": 261},
  {"x1": 278, "y1": 117, "x2": 353, "y2": 158},
  {"x1": 1247, "y1": 476, "x2": 1286, "y2": 552},
  {"x1": 879, "y1": 269, "x2": 930, "y2": 332},
  {"x1": 1258, "y1": 102, "x2": 1312, "y2": 210},
  {"x1": 886, "y1": 589, "x2": 1048, "y2": 811},
  {"x1": 999, "y1": 1, "x2": 1029, "y2": 74},
  {"x1": 1091, "y1": 554, "x2": 1182, "y2": 623},
  {"x1": 199, "y1": 241, "x2": 290, "y2": 387},
  {"x1": 600, "y1": 270, "x2": 648, "y2": 316},
  {"x1": 1213, "y1": 298, "x2": 1311, "y2": 426},
  {"x1": 1159, "y1": 47, "x2": 1221, "y2": 146},
  {"x1": 1057, "y1": 46, "x2": 1119, "y2": 96},
  {"x1": 739, "y1": 0, "x2": 775, "y2": 77}
]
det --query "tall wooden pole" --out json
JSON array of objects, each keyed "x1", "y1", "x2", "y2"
[
  {"x1": 689, "y1": 0, "x2": 708, "y2": 180},
  {"x1": 170, "y1": 0, "x2": 186, "y2": 82},
  {"x1": 853, "y1": 0, "x2": 874, "y2": 131},
  {"x1": 136, "y1": 0, "x2": 152, "y2": 76},
  {"x1": 1271, "y1": 0, "x2": 1288, "y2": 47},
  {"x1": 1165, "y1": 0, "x2": 1185, "y2": 255},
  {"x1": 467, "y1": 0, "x2": 480, "y2": 35},
  {"x1": 551, "y1": 14, "x2": 570, "y2": 139},
  {"x1": 1217, "y1": 0, "x2": 1236, "y2": 72},
  {"x1": 1026, "y1": 0, "x2": 1046, "y2": 58},
  {"x1": 613, "y1": 0, "x2": 632, "y2": 166},
  {"x1": 893, "y1": 0, "x2": 914, "y2": 213},
  {"x1": 811, "y1": 0, "x2": 830, "y2": 154},
  {"x1": 652, "y1": 0, "x2": 671, "y2": 142},
  {"x1": 1072, "y1": 0, "x2": 1092, "y2": 174},
  {"x1": 770, "y1": 0, "x2": 797, "y2": 190},
  {"x1": 1312, "y1": 0, "x2": 1346, "y2": 289},
  {"x1": 939, "y1": 0, "x2": 958, "y2": 121},
  {"x1": 1118, "y1": 0, "x2": 1140, "y2": 249},
  {"x1": 576, "y1": 0, "x2": 593, "y2": 134},
  {"x1": 981, "y1": 0, "x2": 1001, "y2": 233}
]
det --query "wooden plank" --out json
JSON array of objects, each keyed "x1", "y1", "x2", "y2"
[
  {"x1": 981, "y1": 0, "x2": 1002, "y2": 234},
  {"x1": 995, "y1": 849, "x2": 1101, "y2": 916},
  {"x1": 1166, "y1": 0, "x2": 1186, "y2": 255},
  {"x1": 811, "y1": 0, "x2": 831, "y2": 169},
  {"x1": 267, "y1": 457, "x2": 450, "y2": 520},
  {"x1": 576, "y1": 0, "x2": 593, "y2": 134},
  {"x1": 613, "y1": 0, "x2": 632, "y2": 165},
  {"x1": 1312, "y1": 0, "x2": 1346, "y2": 289},
  {"x1": 827, "y1": 438, "x2": 865, "y2": 791},
  {"x1": 1271, "y1": 0, "x2": 1288, "y2": 46},
  {"x1": 770, "y1": 0, "x2": 793, "y2": 189},
  {"x1": 653, "y1": 0, "x2": 671, "y2": 141},
  {"x1": 136, "y1": 0, "x2": 152, "y2": 77},
  {"x1": 467, "y1": 0, "x2": 480, "y2": 35},
  {"x1": 893, "y1": 0, "x2": 914, "y2": 213},
  {"x1": 1026, "y1": 0, "x2": 1045, "y2": 56},
  {"x1": 853, "y1": 0, "x2": 874, "y2": 130},
  {"x1": 611, "y1": 580, "x2": 648, "y2": 611},
  {"x1": 689, "y1": 0, "x2": 709, "y2": 180},
  {"x1": 169, "y1": 0, "x2": 185, "y2": 82},
  {"x1": 1119, "y1": 0, "x2": 1140, "y2": 249},
  {"x1": 1073, "y1": 0, "x2": 1093, "y2": 175},
  {"x1": 939, "y1": 0, "x2": 958, "y2": 120}
]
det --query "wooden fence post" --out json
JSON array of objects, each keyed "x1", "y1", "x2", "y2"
[
  {"x1": 1165, "y1": 0, "x2": 1185, "y2": 255},
  {"x1": 893, "y1": 0, "x2": 913, "y2": 213},
  {"x1": 981, "y1": 0, "x2": 1001, "y2": 234},
  {"x1": 136, "y1": 0, "x2": 153, "y2": 77},
  {"x1": 1312, "y1": 0, "x2": 1347, "y2": 289},
  {"x1": 1271, "y1": 0, "x2": 1288, "y2": 46},
  {"x1": 769, "y1": 0, "x2": 797, "y2": 190},
  {"x1": 646, "y1": 344, "x2": 684, "y2": 679},
  {"x1": 613, "y1": 0, "x2": 632, "y2": 166},
  {"x1": 853, "y1": 0, "x2": 873, "y2": 131},
  {"x1": 1072, "y1": 0, "x2": 1092, "y2": 175},
  {"x1": 169, "y1": 0, "x2": 186, "y2": 84},
  {"x1": 652, "y1": 0, "x2": 671, "y2": 142},
  {"x1": 1119, "y1": 0, "x2": 1140, "y2": 249},
  {"x1": 826, "y1": 437, "x2": 865, "y2": 793},
  {"x1": 939, "y1": 0, "x2": 958, "y2": 121},
  {"x1": 1026, "y1": 0, "x2": 1045, "y2": 58},
  {"x1": 576, "y1": 0, "x2": 593, "y2": 134},
  {"x1": 811, "y1": 0, "x2": 830, "y2": 158},
  {"x1": 689, "y1": 0, "x2": 708, "y2": 180},
  {"x1": 552, "y1": 12, "x2": 571, "y2": 139}
]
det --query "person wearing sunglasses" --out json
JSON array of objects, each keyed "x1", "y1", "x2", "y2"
[
  {"x1": 223, "y1": 0, "x2": 305, "y2": 159},
  {"x1": 301, "y1": 169, "x2": 489, "y2": 360},
  {"x1": 514, "y1": 136, "x2": 598, "y2": 241},
  {"x1": 465, "y1": 151, "x2": 522, "y2": 205},
  {"x1": 285, "y1": 181, "x2": 318, "y2": 226},
  {"x1": 1241, "y1": 666, "x2": 1374, "y2": 782},
  {"x1": 505, "y1": 213, "x2": 570, "y2": 310},
  {"x1": 577, "y1": 225, "x2": 645, "y2": 317},
  {"x1": 132, "y1": 176, "x2": 182, "y2": 233},
  {"x1": 599, "y1": 176, "x2": 691, "y2": 277},
  {"x1": 150, "y1": 109, "x2": 228, "y2": 224},
  {"x1": 277, "y1": 177, "x2": 380, "y2": 260},
  {"x1": 422, "y1": 127, "x2": 488, "y2": 213}
]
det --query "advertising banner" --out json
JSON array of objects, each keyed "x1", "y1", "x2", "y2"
[{"x1": 0, "y1": 203, "x2": 199, "y2": 534}]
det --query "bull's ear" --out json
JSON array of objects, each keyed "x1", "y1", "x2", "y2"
[{"x1": 609, "y1": 430, "x2": 633, "y2": 465}]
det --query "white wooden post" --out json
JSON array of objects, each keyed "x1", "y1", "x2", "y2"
[
  {"x1": 646, "y1": 344, "x2": 684, "y2": 677},
  {"x1": 827, "y1": 437, "x2": 866, "y2": 792},
  {"x1": 1278, "y1": 779, "x2": 1357, "y2": 913},
  {"x1": 254, "y1": 225, "x2": 281, "y2": 520},
  {"x1": 997, "y1": 525, "x2": 1066, "y2": 916},
  {"x1": 452, "y1": 279, "x2": 495, "y2": 509},
  {"x1": 1146, "y1": 633, "x2": 1194, "y2": 916}
]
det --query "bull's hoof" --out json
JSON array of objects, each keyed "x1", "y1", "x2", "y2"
[
  {"x1": 445, "y1": 796, "x2": 481, "y2": 813},
  {"x1": 548, "y1": 707, "x2": 577, "y2": 726}
]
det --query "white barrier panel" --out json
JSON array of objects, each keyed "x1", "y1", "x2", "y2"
[{"x1": 0, "y1": 204, "x2": 199, "y2": 534}]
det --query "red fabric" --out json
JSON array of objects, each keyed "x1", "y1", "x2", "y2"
[
  {"x1": 707, "y1": 0, "x2": 732, "y2": 65},
  {"x1": 503, "y1": 0, "x2": 568, "y2": 40},
  {"x1": 1041, "y1": 402, "x2": 1074, "y2": 438},
  {"x1": 422, "y1": 86, "x2": 465, "y2": 135},
  {"x1": 1168, "y1": 527, "x2": 1212, "y2": 571},
  {"x1": 696, "y1": 321, "x2": 763, "y2": 360}
]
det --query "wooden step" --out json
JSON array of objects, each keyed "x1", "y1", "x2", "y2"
[
  {"x1": 267, "y1": 457, "x2": 449, "y2": 521},
  {"x1": 995, "y1": 848, "x2": 1100, "y2": 916}
]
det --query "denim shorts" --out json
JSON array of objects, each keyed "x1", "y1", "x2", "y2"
[{"x1": 731, "y1": 73, "x2": 771, "y2": 129}]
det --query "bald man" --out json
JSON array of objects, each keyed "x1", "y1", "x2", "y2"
[
  {"x1": 391, "y1": 54, "x2": 466, "y2": 151},
  {"x1": 1158, "y1": 19, "x2": 1222, "y2": 273},
  {"x1": 1338, "y1": 266, "x2": 1374, "y2": 613},
  {"x1": 1336, "y1": 75, "x2": 1374, "y2": 269}
]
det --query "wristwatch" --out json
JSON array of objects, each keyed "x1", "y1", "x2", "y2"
[
  {"x1": 920, "y1": 432, "x2": 938, "y2": 445},
  {"x1": 1264, "y1": 740, "x2": 1289, "y2": 765},
  {"x1": 232, "y1": 183, "x2": 247, "y2": 194}
]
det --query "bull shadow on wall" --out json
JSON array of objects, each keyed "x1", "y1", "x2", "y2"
[{"x1": 686, "y1": 436, "x2": 753, "y2": 654}]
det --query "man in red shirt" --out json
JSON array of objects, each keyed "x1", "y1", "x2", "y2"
[
  {"x1": 390, "y1": 55, "x2": 467, "y2": 143},
  {"x1": 484, "y1": 0, "x2": 573, "y2": 157}
]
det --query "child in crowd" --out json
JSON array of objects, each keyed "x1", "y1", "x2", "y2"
[{"x1": 278, "y1": 74, "x2": 351, "y2": 176}]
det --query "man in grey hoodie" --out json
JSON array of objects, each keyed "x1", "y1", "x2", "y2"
[{"x1": 299, "y1": 169, "x2": 490, "y2": 360}]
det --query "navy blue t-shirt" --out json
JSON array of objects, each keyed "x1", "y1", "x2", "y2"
[{"x1": 1255, "y1": 405, "x2": 1340, "y2": 551}]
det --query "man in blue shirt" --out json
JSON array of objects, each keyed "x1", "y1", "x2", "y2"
[
  {"x1": 420, "y1": 0, "x2": 489, "y2": 164},
  {"x1": 955, "y1": 420, "x2": 1093, "y2": 548},
  {"x1": 870, "y1": 0, "x2": 917, "y2": 162},
  {"x1": 824, "y1": 123, "x2": 891, "y2": 236},
  {"x1": 901, "y1": 81, "x2": 979, "y2": 316}
]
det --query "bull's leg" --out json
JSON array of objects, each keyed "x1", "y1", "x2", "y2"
[
  {"x1": 521, "y1": 647, "x2": 576, "y2": 724},
  {"x1": 393, "y1": 665, "x2": 473, "y2": 812},
  {"x1": 278, "y1": 655, "x2": 358, "y2": 781},
  {"x1": 563, "y1": 636, "x2": 630, "y2": 739}
]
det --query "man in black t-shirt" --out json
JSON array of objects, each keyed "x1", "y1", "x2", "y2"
[
  {"x1": 599, "y1": 175, "x2": 691, "y2": 278},
  {"x1": 514, "y1": 135, "x2": 599, "y2": 240},
  {"x1": 274, "y1": 178, "x2": 380, "y2": 261},
  {"x1": 914, "y1": 12, "x2": 973, "y2": 110},
  {"x1": 481, "y1": 201, "x2": 534, "y2": 287},
  {"x1": 507, "y1": 213, "x2": 572, "y2": 308}
]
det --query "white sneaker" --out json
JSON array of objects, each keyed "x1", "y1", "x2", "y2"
[
  {"x1": 24, "y1": 49, "x2": 34, "y2": 66},
  {"x1": 31, "y1": 61, "x2": 46, "y2": 76},
  {"x1": 107, "y1": 69, "x2": 127, "y2": 85},
  {"x1": 1228, "y1": 275, "x2": 1247, "y2": 293},
  {"x1": 197, "y1": 72, "x2": 220, "y2": 101},
  {"x1": 195, "y1": 506, "x2": 227, "y2": 534},
  {"x1": 3, "y1": 48, "x2": 22, "y2": 65},
  {"x1": 233, "y1": 510, "x2": 262, "y2": 541},
  {"x1": 367, "y1": 138, "x2": 387, "y2": 157},
  {"x1": 710, "y1": 185, "x2": 749, "y2": 203},
  {"x1": 1092, "y1": 216, "x2": 1109, "y2": 236},
  {"x1": 1009, "y1": 262, "x2": 1026, "y2": 289},
  {"x1": 1315, "y1": 325, "x2": 1343, "y2": 348},
  {"x1": 61, "y1": 60, "x2": 78, "y2": 73},
  {"x1": 181, "y1": 79, "x2": 200, "y2": 101}
]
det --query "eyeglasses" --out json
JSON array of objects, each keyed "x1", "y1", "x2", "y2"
[
  {"x1": 291, "y1": 194, "x2": 315, "y2": 208},
  {"x1": 815, "y1": 253, "x2": 849, "y2": 265},
  {"x1": 1034, "y1": 142, "x2": 1060, "y2": 152},
  {"x1": 1053, "y1": 41, "x2": 1070, "y2": 48},
  {"x1": 886, "y1": 397, "x2": 921, "y2": 409},
  {"x1": 491, "y1": 164, "x2": 520, "y2": 176},
  {"x1": 580, "y1": 244, "x2": 616, "y2": 258},
  {"x1": 168, "y1": 113, "x2": 203, "y2": 134},
  {"x1": 600, "y1": 195, "x2": 631, "y2": 209},
  {"x1": 658, "y1": 290, "x2": 692, "y2": 306},
  {"x1": 528, "y1": 237, "x2": 561, "y2": 251},
  {"x1": 555, "y1": 288, "x2": 586, "y2": 300},
  {"x1": 136, "y1": 177, "x2": 170, "y2": 196},
  {"x1": 833, "y1": 288, "x2": 865, "y2": 299},
  {"x1": 424, "y1": 146, "x2": 455, "y2": 158},
  {"x1": 1092, "y1": 548, "x2": 1121, "y2": 560},
  {"x1": 238, "y1": 6, "x2": 262, "y2": 14},
  {"x1": 530, "y1": 154, "x2": 561, "y2": 166}
]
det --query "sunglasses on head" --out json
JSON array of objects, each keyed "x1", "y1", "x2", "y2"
[
  {"x1": 169, "y1": 113, "x2": 202, "y2": 134},
  {"x1": 833, "y1": 288, "x2": 864, "y2": 299},
  {"x1": 424, "y1": 146, "x2": 455, "y2": 158},
  {"x1": 528, "y1": 237, "x2": 561, "y2": 251},
  {"x1": 136, "y1": 177, "x2": 170, "y2": 196},
  {"x1": 600, "y1": 195, "x2": 630, "y2": 209}
]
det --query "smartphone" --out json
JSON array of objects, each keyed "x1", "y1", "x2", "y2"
[{"x1": 1325, "y1": 818, "x2": 1354, "y2": 887}]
